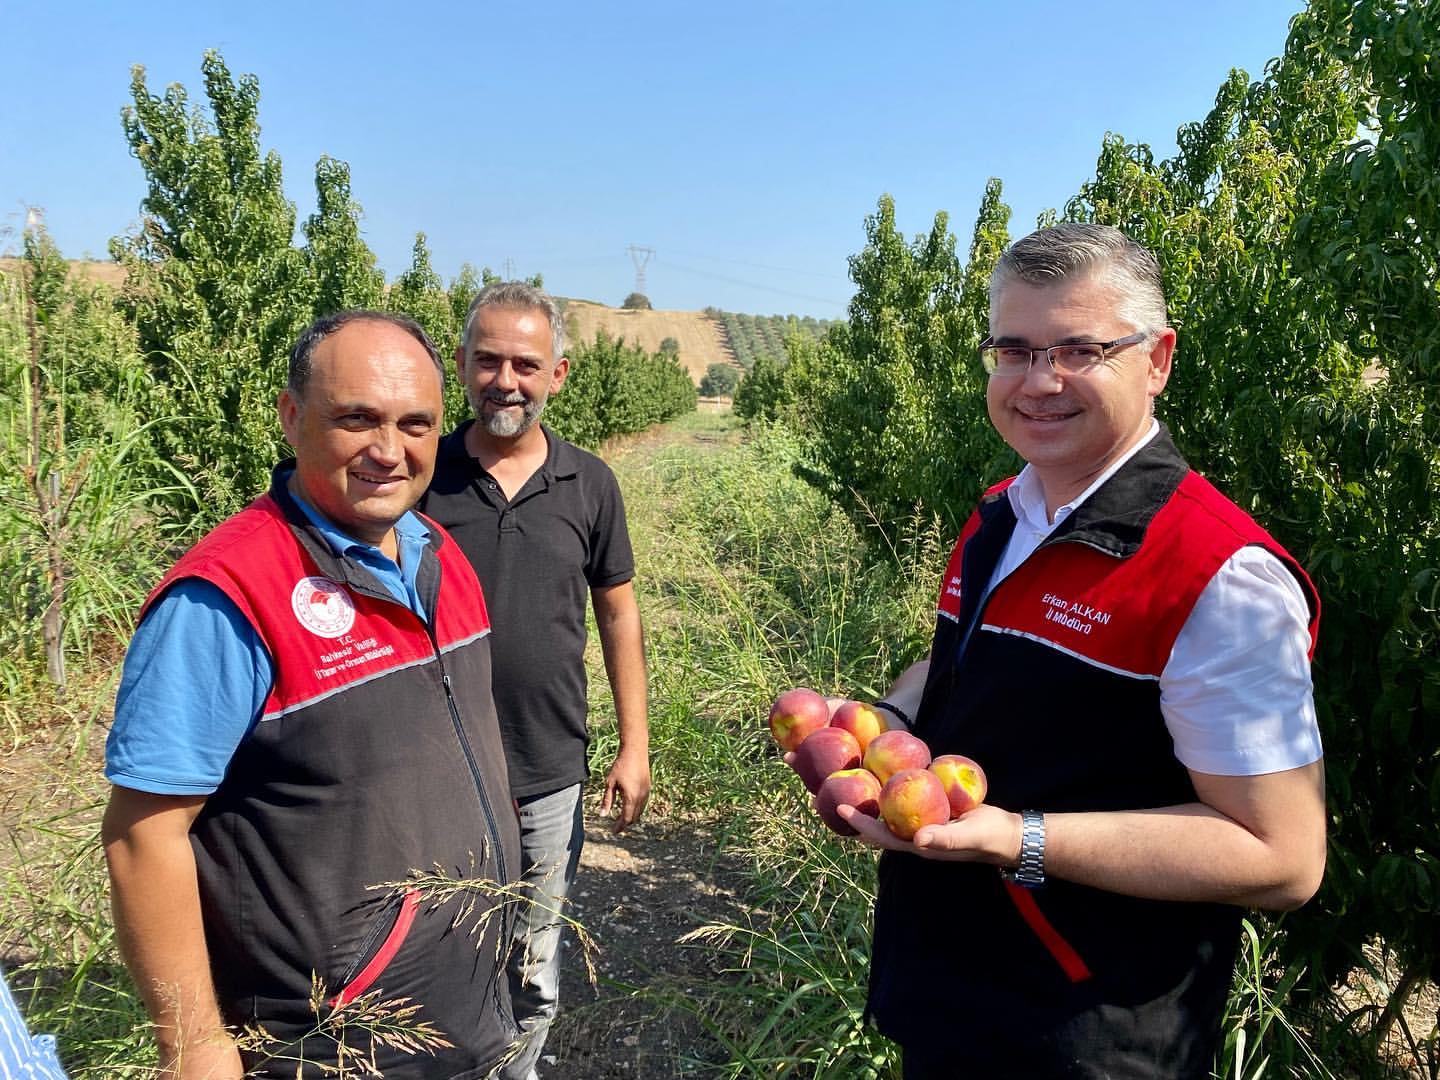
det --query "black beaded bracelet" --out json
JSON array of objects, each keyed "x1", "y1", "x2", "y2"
[{"x1": 872, "y1": 700, "x2": 912, "y2": 730}]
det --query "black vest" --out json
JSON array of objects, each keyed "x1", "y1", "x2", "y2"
[
  {"x1": 868, "y1": 431, "x2": 1318, "y2": 1078},
  {"x1": 148, "y1": 469, "x2": 522, "y2": 1078}
]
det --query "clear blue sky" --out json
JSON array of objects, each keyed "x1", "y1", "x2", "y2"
[{"x1": 2, "y1": 0, "x2": 1305, "y2": 317}]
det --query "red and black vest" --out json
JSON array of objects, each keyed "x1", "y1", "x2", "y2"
[
  {"x1": 143, "y1": 468, "x2": 522, "y2": 1079},
  {"x1": 867, "y1": 429, "x2": 1319, "y2": 1077}
]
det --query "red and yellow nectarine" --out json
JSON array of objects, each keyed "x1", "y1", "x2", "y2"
[
  {"x1": 830, "y1": 700, "x2": 885, "y2": 755},
  {"x1": 768, "y1": 687, "x2": 830, "y2": 752},
  {"x1": 862, "y1": 729, "x2": 932, "y2": 785},
  {"x1": 792, "y1": 726, "x2": 862, "y2": 793},
  {"x1": 815, "y1": 768, "x2": 883, "y2": 836},
  {"x1": 879, "y1": 768, "x2": 951, "y2": 841},
  {"x1": 930, "y1": 754, "x2": 988, "y2": 817}
]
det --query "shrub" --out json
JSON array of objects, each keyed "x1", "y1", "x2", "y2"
[
  {"x1": 698, "y1": 362, "x2": 739, "y2": 398},
  {"x1": 733, "y1": 352, "x2": 791, "y2": 423},
  {"x1": 543, "y1": 331, "x2": 695, "y2": 448}
]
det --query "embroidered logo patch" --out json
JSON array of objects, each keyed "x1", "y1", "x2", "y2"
[{"x1": 291, "y1": 577, "x2": 356, "y2": 639}]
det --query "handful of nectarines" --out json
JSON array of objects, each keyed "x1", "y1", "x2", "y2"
[{"x1": 767, "y1": 690, "x2": 988, "y2": 839}]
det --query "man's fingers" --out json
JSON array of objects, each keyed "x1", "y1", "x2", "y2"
[{"x1": 835, "y1": 804, "x2": 900, "y2": 848}]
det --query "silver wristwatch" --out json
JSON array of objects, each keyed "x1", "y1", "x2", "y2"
[{"x1": 1004, "y1": 810, "x2": 1045, "y2": 887}]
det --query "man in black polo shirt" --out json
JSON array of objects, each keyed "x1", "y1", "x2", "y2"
[{"x1": 420, "y1": 282, "x2": 650, "y2": 1080}]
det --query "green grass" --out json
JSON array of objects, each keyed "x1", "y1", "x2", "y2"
[{"x1": 583, "y1": 412, "x2": 946, "y2": 1076}]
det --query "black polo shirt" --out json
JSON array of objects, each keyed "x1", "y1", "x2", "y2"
[{"x1": 419, "y1": 421, "x2": 635, "y2": 798}]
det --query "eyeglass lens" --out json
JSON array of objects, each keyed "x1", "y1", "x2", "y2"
[{"x1": 983, "y1": 343, "x2": 1107, "y2": 375}]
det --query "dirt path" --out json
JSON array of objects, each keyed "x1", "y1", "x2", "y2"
[
  {"x1": 542, "y1": 807, "x2": 747, "y2": 1078},
  {"x1": 537, "y1": 410, "x2": 751, "y2": 1078}
]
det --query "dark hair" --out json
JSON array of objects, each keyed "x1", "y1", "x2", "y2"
[{"x1": 288, "y1": 310, "x2": 444, "y2": 396}]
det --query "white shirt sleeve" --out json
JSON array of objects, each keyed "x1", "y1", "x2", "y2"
[{"x1": 1160, "y1": 545, "x2": 1322, "y2": 776}]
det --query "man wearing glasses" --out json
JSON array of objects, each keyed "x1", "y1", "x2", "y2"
[{"x1": 840, "y1": 224, "x2": 1325, "y2": 1077}]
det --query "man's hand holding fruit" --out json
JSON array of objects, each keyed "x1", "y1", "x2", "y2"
[{"x1": 770, "y1": 686, "x2": 1024, "y2": 867}]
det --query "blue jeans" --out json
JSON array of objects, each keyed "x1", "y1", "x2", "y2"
[{"x1": 501, "y1": 783, "x2": 585, "y2": 1080}]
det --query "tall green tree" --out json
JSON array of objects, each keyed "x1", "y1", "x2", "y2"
[
  {"x1": 110, "y1": 50, "x2": 316, "y2": 515},
  {"x1": 733, "y1": 351, "x2": 791, "y2": 423},
  {"x1": 698, "y1": 362, "x2": 739, "y2": 398},
  {"x1": 388, "y1": 232, "x2": 454, "y2": 348},
  {"x1": 788, "y1": 187, "x2": 1011, "y2": 541},
  {"x1": 388, "y1": 232, "x2": 464, "y2": 418},
  {"x1": 1278, "y1": 0, "x2": 1440, "y2": 1048},
  {"x1": 304, "y1": 155, "x2": 385, "y2": 314}
]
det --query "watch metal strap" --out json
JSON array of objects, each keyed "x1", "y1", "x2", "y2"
[{"x1": 1012, "y1": 809, "x2": 1045, "y2": 887}]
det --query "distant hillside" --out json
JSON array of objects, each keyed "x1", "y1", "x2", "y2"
[
  {"x1": 559, "y1": 299, "x2": 732, "y2": 384},
  {"x1": 0, "y1": 257, "x2": 126, "y2": 288},
  {"x1": 0, "y1": 261, "x2": 828, "y2": 389},
  {"x1": 705, "y1": 309, "x2": 836, "y2": 371}
]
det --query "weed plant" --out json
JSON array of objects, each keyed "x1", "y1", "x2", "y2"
[{"x1": 1, "y1": 668, "x2": 155, "y2": 1075}]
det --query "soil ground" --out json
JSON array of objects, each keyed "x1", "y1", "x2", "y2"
[{"x1": 541, "y1": 806, "x2": 747, "y2": 1079}]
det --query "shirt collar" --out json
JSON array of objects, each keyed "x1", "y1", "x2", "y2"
[
  {"x1": 1006, "y1": 418, "x2": 1160, "y2": 531},
  {"x1": 443, "y1": 420, "x2": 582, "y2": 482}
]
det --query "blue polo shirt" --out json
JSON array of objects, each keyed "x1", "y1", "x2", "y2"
[{"x1": 106, "y1": 487, "x2": 431, "y2": 796}]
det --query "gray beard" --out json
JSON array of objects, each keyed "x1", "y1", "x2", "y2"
[{"x1": 469, "y1": 389, "x2": 545, "y2": 438}]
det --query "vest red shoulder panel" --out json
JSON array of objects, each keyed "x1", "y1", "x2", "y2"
[
  {"x1": 936, "y1": 478, "x2": 1014, "y2": 623},
  {"x1": 973, "y1": 471, "x2": 1318, "y2": 678},
  {"x1": 148, "y1": 496, "x2": 491, "y2": 721}
]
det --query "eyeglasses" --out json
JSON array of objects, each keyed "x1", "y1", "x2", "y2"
[{"x1": 978, "y1": 332, "x2": 1149, "y2": 377}]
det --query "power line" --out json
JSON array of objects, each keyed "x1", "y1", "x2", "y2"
[
  {"x1": 662, "y1": 259, "x2": 849, "y2": 310},
  {"x1": 664, "y1": 247, "x2": 851, "y2": 282}
]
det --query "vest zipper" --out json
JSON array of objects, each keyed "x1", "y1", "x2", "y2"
[
  {"x1": 339, "y1": 562, "x2": 510, "y2": 886},
  {"x1": 426, "y1": 627, "x2": 510, "y2": 886}
]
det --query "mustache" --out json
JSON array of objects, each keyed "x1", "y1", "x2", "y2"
[{"x1": 483, "y1": 391, "x2": 528, "y2": 405}]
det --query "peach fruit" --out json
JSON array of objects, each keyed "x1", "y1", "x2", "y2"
[
  {"x1": 815, "y1": 768, "x2": 883, "y2": 836},
  {"x1": 792, "y1": 726, "x2": 862, "y2": 793},
  {"x1": 830, "y1": 700, "x2": 885, "y2": 755},
  {"x1": 930, "y1": 754, "x2": 988, "y2": 817},
  {"x1": 768, "y1": 687, "x2": 830, "y2": 752},
  {"x1": 862, "y1": 729, "x2": 932, "y2": 786},
  {"x1": 878, "y1": 768, "x2": 951, "y2": 841}
]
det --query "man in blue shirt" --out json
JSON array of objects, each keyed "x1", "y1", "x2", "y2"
[{"x1": 103, "y1": 311, "x2": 520, "y2": 1079}]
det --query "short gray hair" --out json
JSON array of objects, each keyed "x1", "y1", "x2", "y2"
[
  {"x1": 462, "y1": 282, "x2": 565, "y2": 360},
  {"x1": 990, "y1": 223, "x2": 1168, "y2": 334}
]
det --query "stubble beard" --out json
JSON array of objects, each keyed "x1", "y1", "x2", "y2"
[{"x1": 469, "y1": 387, "x2": 546, "y2": 438}]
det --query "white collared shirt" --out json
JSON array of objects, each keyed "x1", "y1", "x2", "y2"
[{"x1": 984, "y1": 422, "x2": 1322, "y2": 777}]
